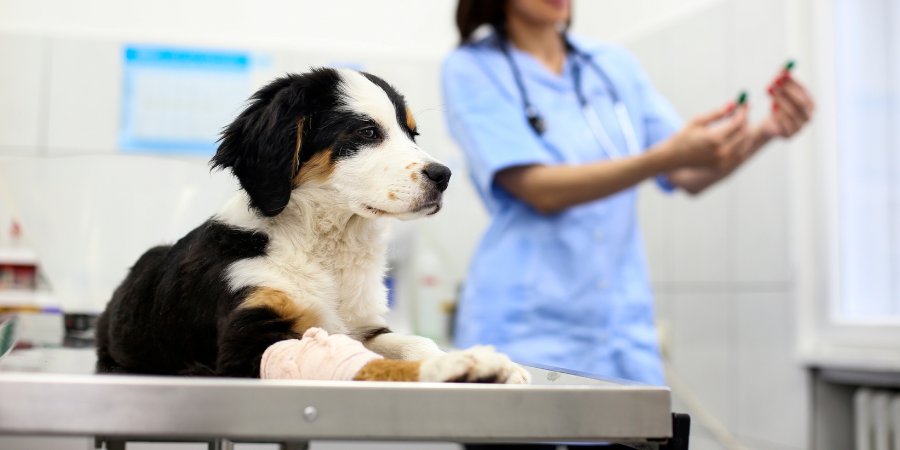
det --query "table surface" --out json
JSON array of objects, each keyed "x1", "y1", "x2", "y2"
[{"x1": 0, "y1": 313, "x2": 674, "y2": 444}]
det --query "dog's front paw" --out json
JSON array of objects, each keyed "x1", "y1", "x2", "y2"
[
  {"x1": 419, "y1": 346, "x2": 531, "y2": 384},
  {"x1": 504, "y1": 361, "x2": 531, "y2": 384}
]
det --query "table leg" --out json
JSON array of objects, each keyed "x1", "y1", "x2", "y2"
[{"x1": 209, "y1": 438, "x2": 235, "y2": 450}]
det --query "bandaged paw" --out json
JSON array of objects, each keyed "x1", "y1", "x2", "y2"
[
  {"x1": 419, "y1": 346, "x2": 532, "y2": 384},
  {"x1": 260, "y1": 328, "x2": 383, "y2": 381}
]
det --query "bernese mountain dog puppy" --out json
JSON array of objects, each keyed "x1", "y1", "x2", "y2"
[{"x1": 95, "y1": 68, "x2": 528, "y2": 383}]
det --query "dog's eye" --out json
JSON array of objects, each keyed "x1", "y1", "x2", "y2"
[{"x1": 358, "y1": 127, "x2": 379, "y2": 140}]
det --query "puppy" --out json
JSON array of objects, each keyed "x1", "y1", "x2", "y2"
[{"x1": 95, "y1": 68, "x2": 529, "y2": 383}]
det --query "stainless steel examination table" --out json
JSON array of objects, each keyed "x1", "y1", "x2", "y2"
[{"x1": 0, "y1": 314, "x2": 690, "y2": 449}]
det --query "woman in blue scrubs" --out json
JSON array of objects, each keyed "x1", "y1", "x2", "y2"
[{"x1": 442, "y1": 0, "x2": 814, "y2": 385}]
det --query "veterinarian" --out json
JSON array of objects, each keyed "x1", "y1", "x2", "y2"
[{"x1": 442, "y1": 0, "x2": 814, "y2": 385}]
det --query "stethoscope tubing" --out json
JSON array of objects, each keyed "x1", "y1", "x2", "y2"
[{"x1": 499, "y1": 33, "x2": 640, "y2": 159}]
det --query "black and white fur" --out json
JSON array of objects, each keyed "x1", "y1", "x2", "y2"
[{"x1": 95, "y1": 68, "x2": 529, "y2": 383}]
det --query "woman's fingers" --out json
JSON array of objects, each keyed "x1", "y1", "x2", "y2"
[
  {"x1": 766, "y1": 73, "x2": 815, "y2": 138},
  {"x1": 717, "y1": 129, "x2": 752, "y2": 172},
  {"x1": 692, "y1": 101, "x2": 737, "y2": 126},
  {"x1": 772, "y1": 90, "x2": 804, "y2": 135},
  {"x1": 710, "y1": 107, "x2": 751, "y2": 170},
  {"x1": 783, "y1": 79, "x2": 816, "y2": 121},
  {"x1": 722, "y1": 120, "x2": 750, "y2": 155},
  {"x1": 724, "y1": 106, "x2": 749, "y2": 140},
  {"x1": 769, "y1": 73, "x2": 811, "y2": 137},
  {"x1": 710, "y1": 105, "x2": 748, "y2": 142},
  {"x1": 776, "y1": 80, "x2": 813, "y2": 122}
]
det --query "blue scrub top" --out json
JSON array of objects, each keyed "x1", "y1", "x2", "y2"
[{"x1": 441, "y1": 32, "x2": 683, "y2": 385}]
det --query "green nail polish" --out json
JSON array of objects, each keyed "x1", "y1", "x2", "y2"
[
  {"x1": 737, "y1": 91, "x2": 748, "y2": 105},
  {"x1": 784, "y1": 59, "x2": 796, "y2": 71}
]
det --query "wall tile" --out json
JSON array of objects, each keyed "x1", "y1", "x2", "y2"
[
  {"x1": 0, "y1": 34, "x2": 45, "y2": 153},
  {"x1": 670, "y1": 292, "x2": 736, "y2": 430},
  {"x1": 731, "y1": 146, "x2": 791, "y2": 284},
  {"x1": 45, "y1": 38, "x2": 121, "y2": 154},
  {"x1": 734, "y1": 291, "x2": 808, "y2": 449}
]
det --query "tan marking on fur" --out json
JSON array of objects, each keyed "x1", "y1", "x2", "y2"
[
  {"x1": 292, "y1": 118, "x2": 305, "y2": 176},
  {"x1": 388, "y1": 191, "x2": 397, "y2": 200},
  {"x1": 240, "y1": 287, "x2": 321, "y2": 334},
  {"x1": 410, "y1": 172, "x2": 419, "y2": 181},
  {"x1": 353, "y1": 359, "x2": 421, "y2": 381},
  {"x1": 293, "y1": 149, "x2": 335, "y2": 186},
  {"x1": 405, "y1": 106, "x2": 417, "y2": 131},
  {"x1": 405, "y1": 163, "x2": 417, "y2": 170}
]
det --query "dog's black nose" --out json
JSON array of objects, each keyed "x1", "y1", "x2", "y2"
[{"x1": 422, "y1": 163, "x2": 451, "y2": 192}]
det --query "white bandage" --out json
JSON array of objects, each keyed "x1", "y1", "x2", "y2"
[{"x1": 260, "y1": 328, "x2": 383, "y2": 381}]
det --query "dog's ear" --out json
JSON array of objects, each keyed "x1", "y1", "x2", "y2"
[{"x1": 212, "y1": 76, "x2": 305, "y2": 217}]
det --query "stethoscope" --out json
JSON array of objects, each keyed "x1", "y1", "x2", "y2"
[{"x1": 498, "y1": 34, "x2": 641, "y2": 160}]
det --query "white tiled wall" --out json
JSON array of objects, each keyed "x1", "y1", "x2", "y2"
[
  {"x1": 624, "y1": 1, "x2": 809, "y2": 449},
  {"x1": 734, "y1": 292, "x2": 808, "y2": 449},
  {"x1": 732, "y1": 146, "x2": 792, "y2": 285},
  {"x1": 657, "y1": 289, "x2": 808, "y2": 450}
]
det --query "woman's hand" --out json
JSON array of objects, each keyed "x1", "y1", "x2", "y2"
[
  {"x1": 659, "y1": 103, "x2": 755, "y2": 195},
  {"x1": 665, "y1": 71, "x2": 814, "y2": 195},
  {"x1": 757, "y1": 71, "x2": 815, "y2": 139},
  {"x1": 664, "y1": 102, "x2": 751, "y2": 171}
]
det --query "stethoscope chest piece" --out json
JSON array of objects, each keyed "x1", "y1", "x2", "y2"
[{"x1": 526, "y1": 106, "x2": 547, "y2": 135}]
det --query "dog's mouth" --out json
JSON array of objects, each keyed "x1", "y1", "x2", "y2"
[
  {"x1": 416, "y1": 200, "x2": 442, "y2": 215},
  {"x1": 364, "y1": 200, "x2": 442, "y2": 217},
  {"x1": 365, "y1": 206, "x2": 388, "y2": 216},
  {"x1": 417, "y1": 190, "x2": 444, "y2": 215}
]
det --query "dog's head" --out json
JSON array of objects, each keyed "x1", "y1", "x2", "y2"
[{"x1": 212, "y1": 68, "x2": 450, "y2": 219}]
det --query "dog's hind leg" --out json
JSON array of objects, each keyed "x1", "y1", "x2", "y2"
[
  {"x1": 94, "y1": 311, "x2": 128, "y2": 374},
  {"x1": 215, "y1": 287, "x2": 325, "y2": 378}
]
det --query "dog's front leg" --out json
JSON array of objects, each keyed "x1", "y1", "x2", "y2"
[
  {"x1": 360, "y1": 328, "x2": 445, "y2": 360},
  {"x1": 357, "y1": 328, "x2": 530, "y2": 384}
]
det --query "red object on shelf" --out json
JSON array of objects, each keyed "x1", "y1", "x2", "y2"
[
  {"x1": 1, "y1": 220, "x2": 39, "y2": 290},
  {"x1": 0, "y1": 263, "x2": 37, "y2": 290}
]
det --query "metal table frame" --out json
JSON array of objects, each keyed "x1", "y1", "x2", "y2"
[{"x1": 0, "y1": 314, "x2": 690, "y2": 449}]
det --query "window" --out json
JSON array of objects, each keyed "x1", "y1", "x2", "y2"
[{"x1": 834, "y1": 0, "x2": 900, "y2": 322}]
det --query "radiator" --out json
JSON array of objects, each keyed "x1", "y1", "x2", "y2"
[{"x1": 855, "y1": 388, "x2": 900, "y2": 450}]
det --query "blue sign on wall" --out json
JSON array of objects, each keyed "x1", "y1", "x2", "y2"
[{"x1": 119, "y1": 45, "x2": 261, "y2": 155}]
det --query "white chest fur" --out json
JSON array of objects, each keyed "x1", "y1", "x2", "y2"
[{"x1": 216, "y1": 192, "x2": 391, "y2": 335}]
